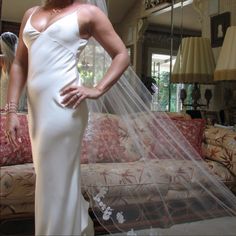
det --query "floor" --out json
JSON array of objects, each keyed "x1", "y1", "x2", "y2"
[
  {"x1": 101, "y1": 217, "x2": 236, "y2": 236},
  {"x1": 1, "y1": 217, "x2": 236, "y2": 236}
]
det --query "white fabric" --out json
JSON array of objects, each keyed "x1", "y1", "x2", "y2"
[
  {"x1": 79, "y1": 1, "x2": 236, "y2": 235},
  {"x1": 23, "y1": 9, "x2": 92, "y2": 236}
]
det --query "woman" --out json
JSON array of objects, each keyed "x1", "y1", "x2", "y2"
[
  {"x1": 0, "y1": 32, "x2": 17, "y2": 109},
  {"x1": 0, "y1": 32, "x2": 27, "y2": 111},
  {"x1": 5, "y1": 0, "x2": 129, "y2": 235},
  {"x1": 5, "y1": 0, "x2": 236, "y2": 235}
]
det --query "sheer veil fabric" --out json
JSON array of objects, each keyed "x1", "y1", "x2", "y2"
[{"x1": 80, "y1": 0, "x2": 236, "y2": 235}]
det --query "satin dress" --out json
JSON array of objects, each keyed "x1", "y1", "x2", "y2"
[{"x1": 23, "y1": 9, "x2": 93, "y2": 235}]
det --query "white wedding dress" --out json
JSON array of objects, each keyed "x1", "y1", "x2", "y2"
[{"x1": 23, "y1": 9, "x2": 94, "y2": 236}]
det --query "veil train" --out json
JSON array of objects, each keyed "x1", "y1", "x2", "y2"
[{"x1": 80, "y1": 0, "x2": 236, "y2": 235}]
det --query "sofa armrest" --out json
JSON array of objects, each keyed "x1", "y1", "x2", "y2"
[{"x1": 203, "y1": 125, "x2": 236, "y2": 176}]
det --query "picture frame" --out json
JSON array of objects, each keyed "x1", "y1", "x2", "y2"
[{"x1": 211, "y1": 12, "x2": 231, "y2": 48}]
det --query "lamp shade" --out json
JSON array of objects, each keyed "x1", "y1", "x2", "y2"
[
  {"x1": 172, "y1": 37, "x2": 215, "y2": 84},
  {"x1": 214, "y1": 26, "x2": 236, "y2": 81}
]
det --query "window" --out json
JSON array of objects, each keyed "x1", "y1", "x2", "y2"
[
  {"x1": 151, "y1": 53, "x2": 192, "y2": 112},
  {"x1": 78, "y1": 44, "x2": 108, "y2": 86}
]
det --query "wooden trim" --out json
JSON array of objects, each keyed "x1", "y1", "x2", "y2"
[
  {"x1": 1, "y1": 21, "x2": 20, "y2": 36},
  {"x1": 143, "y1": 0, "x2": 172, "y2": 17}
]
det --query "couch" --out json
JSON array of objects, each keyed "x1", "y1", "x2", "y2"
[{"x1": 0, "y1": 112, "x2": 236, "y2": 235}]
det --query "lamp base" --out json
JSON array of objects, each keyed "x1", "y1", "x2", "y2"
[{"x1": 181, "y1": 84, "x2": 212, "y2": 110}]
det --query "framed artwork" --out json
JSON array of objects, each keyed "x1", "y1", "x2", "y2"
[{"x1": 211, "y1": 12, "x2": 231, "y2": 48}]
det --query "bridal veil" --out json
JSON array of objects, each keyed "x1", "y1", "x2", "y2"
[{"x1": 79, "y1": 0, "x2": 236, "y2": 235}]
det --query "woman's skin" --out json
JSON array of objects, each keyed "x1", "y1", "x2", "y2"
[{"x1": 6, "y1": 0, "x2": 130, "y2": 147}]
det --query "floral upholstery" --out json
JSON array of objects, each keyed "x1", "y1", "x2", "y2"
[
  {"x1": 82, "y1": 160, "x2": 235, "y2": 198},
  {"x1": 132, "y1": 113, "x2": 205, "y2": 159},
  {"x1": 0, "y1": 112, "x2": 235, "y2": 222},
  {"x1": 1, "y1": 160, "x2": 234, "y2": 218},
  {"x1": 171, "y1": 118, "x2": 206, "y2": 157},
  {"x1": 203, "y1": 126, "x2": 236, "y2": 176},
  {"x1": 0, "y1": 164, "x2": 35, "y2": 217},
  {"x1": 81, "y1": 113, "x2": 141, "y2": 163},
  {"x1": 81, "y1": 112, "x2": 204, "y2": 163},
  {"x1": 0, "y1": 113, "x2": 32, "y2": 167},
  {"x1": 0, "y1": 112, "x2": 196, "y2": 165}
]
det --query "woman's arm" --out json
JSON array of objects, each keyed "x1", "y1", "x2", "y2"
[
  {"x1": 61, "y1": 5, "x2": 130, "y2": 108},
  {"x1": 89, "y1": 5, "x2": 130, "y2": 94}
]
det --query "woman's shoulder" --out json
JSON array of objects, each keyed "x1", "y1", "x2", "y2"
[
  {"x1": 22, "y1": 6, "x2": 39, "y2": 21},
  {"x1": 18, "y1": 6, "x2": 39, "y2": 28},
  {"x1": 76, "y1": 3, "x2": 104, "y2": 14},
  {"x1": 75, "y1": 3, "x2": 107, "y2": 21}
]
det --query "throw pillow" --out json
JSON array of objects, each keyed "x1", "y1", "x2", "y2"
[
  {"x1": 135, "y1": 115, "x2": 206, "y2": 160},
  {"x1": 171, "y1": 118, "x2": 206, "y2": 158},
  {"x1": 81, "y1": 113, "x2": 140, "y2": 164},
  {"x1": 0, "y1": 113, "x2": 33, "y2": 166}
]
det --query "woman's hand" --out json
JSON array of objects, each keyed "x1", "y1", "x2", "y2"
[
  {"x1": 60, "y1": 85, "x2": 103, "y2": 109},
  {"x1": 5, "y1": 113, "x2": 21, "y2": 149}
]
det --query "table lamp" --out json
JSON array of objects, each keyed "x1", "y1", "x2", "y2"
[
  {"x1": 172, "y1": 37, "x2": 216, "y2": 110},
  {"x1": 214, "y1": 26, "x2": 236, "y2": 125}
]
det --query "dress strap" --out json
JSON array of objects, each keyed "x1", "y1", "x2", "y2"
[{"x1": 28, "y1": 6, "x2": 40, "y2": 19}]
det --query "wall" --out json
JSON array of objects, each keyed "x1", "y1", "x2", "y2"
[
  {"x1": 1, "y1": 21, "x2": 20, "y2": 35},
  {"x1": 115, "y1": 0, "x2": 144, "y2": 76}
]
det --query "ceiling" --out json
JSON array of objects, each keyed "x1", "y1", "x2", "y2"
[
  {"x1": 1, "y1": 0, "x2": 200, "y2": 31},
  {"x1": 147, "y1": 1, "x2": 201, "y2": 31},
  {"x1": 1, "y1": 0, "x2": 40, "y2": 22},
  {"x1": 107, "y1": 0, "x2": 136, "y2": 24}
]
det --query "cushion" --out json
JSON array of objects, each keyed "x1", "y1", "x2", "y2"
[
  {"x1": 134, "y1": 115, "x2": 206, "y2": 160},
  {"x1": 202, "y1": 143, "x2": 236, "y2": 176},
  {"x1": 0, "y1": 113, "x2": 33, "y2": 166},
  {"x1": 171, "y1": 118, "x2": 206, "y2": 157},
  {"x1": 203, "y1": 125, "x2": 236, "y2": 151},
  {"x1": 203, "y1": 126, "x2": 236, "y2": 175},
  {"x1": 0, "y1": 163, "x2": 35, "y2": 218},
  {"x1": 82, "y1": 159, "x2": 235, "y2": 201},
  {"x1": 81, "y1": 113, "x2": 141, "y2": 164}
]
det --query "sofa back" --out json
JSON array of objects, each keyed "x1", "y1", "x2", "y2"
[
  {"x1": 1, "y1": 112, "x2": 207, "y2": 166},
  {"x1": 80, "y1": 111, "x2": 206, "y2": 163}
]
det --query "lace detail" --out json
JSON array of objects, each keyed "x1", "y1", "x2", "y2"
[{"x1": 93, "y1": 187, "x2": 126, "y2": 223}]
